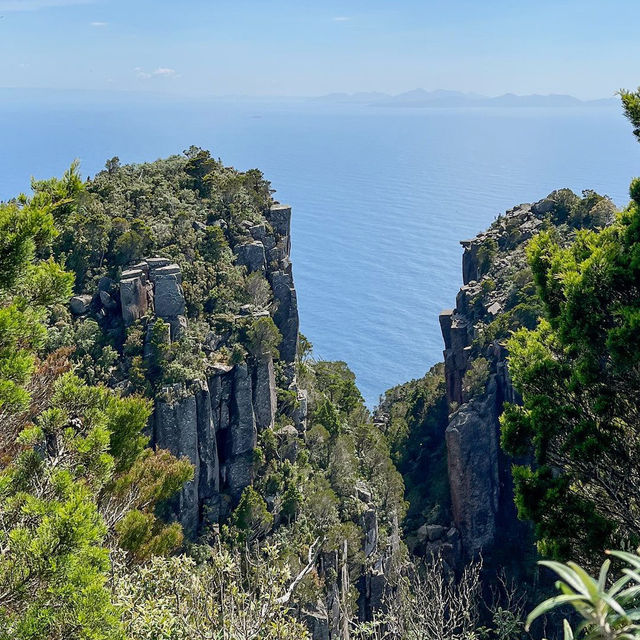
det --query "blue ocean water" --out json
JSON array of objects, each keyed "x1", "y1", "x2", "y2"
[{"x1": 1, "y1": 93, "x2": 638, "y2": 405}]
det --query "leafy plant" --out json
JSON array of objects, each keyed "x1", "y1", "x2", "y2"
[{"x1": 527, "y1": 551, "x2": 640, "y2": 640}]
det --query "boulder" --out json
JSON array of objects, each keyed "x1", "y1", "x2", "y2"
[
  {"x1": 70, "y1": 294, "x2": 93, "y2": 315},
  {"x1": 532, "y1": 198, "x2": 555, "y2": 215},
  {"x1": 99, "y1": 290, "x2": 117, "y2": 312},
  {"x1": 276, "y1": 424, "x2": 299, "y2": 462},
  {"x1": 119, "y1": 277, "x2": 148, "y2": 326},
  {"x1": 121, "y1": 268, "x2": 146, "y2": 283},
  {"x1": 154, "y1": 273, "x2": 185, "y2": 318},
  {"x1": 234, "y1": 241, "x2": 266, "y2": 273},
  {"x1": 151, "y1": 263, "x2": 182, "y2": 283}
]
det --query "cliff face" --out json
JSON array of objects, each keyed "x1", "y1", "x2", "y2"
[
  {"x1": 439, "y1": 198, "x2": 560, "y2": 559},
  {"x1": 75, "y1": 204, "x2": 302, "y2": 536}
]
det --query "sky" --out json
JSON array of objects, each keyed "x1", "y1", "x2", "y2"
[{"x1": 1, "y1": 0, "x2": 639, "y2": 99}]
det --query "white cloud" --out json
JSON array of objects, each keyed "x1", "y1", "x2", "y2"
[
  {"x1": 90, "y1": 21, "x2": 107, "y2": 27},
  {"x1": 0, "y1": 0, "x2": 92, "y2": 11},
  {"x1": 134, "y1": 67, "x2": 178, "y2": 80},
  {"x1": 332, "y1": 16, "x2": 351, "y2": 22}
]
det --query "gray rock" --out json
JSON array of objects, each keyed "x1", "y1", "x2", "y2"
[
  {"x1": 302, "y1": 609, "x2": 329, "y2": 640},
  {"x1": 293, "y1": 388, "x2": 308, "y2": 431},
  {"x1": 270, "y1": 270, "x2": 299, "y2": 363},
  {"x1": 226, "y1": 452, "x2": 254, "y2": 502},
  {"x1": 446, "y1": 378, "x2": 500, "y2": 556},
  {"x1": 262, "y1": 234, "x2": 276, "y2": 252},
  {"x1": 119, "y1": 277, "x2": 148, "y2": 326},
  {"x1": 532, "y1": 198, "x2": 555, "y2": 215},
  {"x1": 439, "y1": 309, "x2": 454, "y2": 349},
  {"x1": 276, "y1": 424, "x2": 299, "y2": 462},
  {"x1": 168, "y1": 315, "x2": 188, "y2": 340},
  {"x1": 234, "y1": 241, "x2": 266, "y2": 273},
  {"x1": 425, "y1": 524, "x2": 446, "y2": 541},
  {"x1": 267, "y1": 203, "x2": 292, "y2": 237},
  {"x1": 146, "y1": 257, "x2": 171, "y2": 269},
  {"x1": 155, "y1": 390, "x2": 200, "y2": 536},
  {"x1": 253, "y1": 355, "x2": 276, "y2": 431},
  {"x1": 151, "y1": 264, "x2": 182, "y2": 283},
  {"x1": 195, "y1": 381, "x2": 220, "y2": 525},
  {"x1": 355, "y1": 481, "x2": 373, "y2": 504},
  {"x1": 226, "y1": 364, "x2": 257, "y2": 500},
  {"x1": 98, "y1": 276, "x2": 114, "y2": 292},
  {"x1": 487, "y1": 301, "x2": 502, "y2": 317},
  {"x1": 70, "y1": 294, "x2": 93, "y2": 315},
  {"x1": 99, "y1": 290, "x2": 117, "y2": 311},
  {"x1": 154, "y1": 274, "x2": 185, "y2": 318},
  {"x1": 229, "y1": 364, "x2": 256, "y2": 458},
  {"x1": 362, "y1": 508, "x2": 378, "y2": 557},
  {"x1": 193, "y1": 220, "x2": 207, "y2": 232},
  {"x1": 121, "y1": 268, "x2": 146, "y2": 283},
  {"x1": 249, "y1": 223, "x2": 266, "y2": 241}
]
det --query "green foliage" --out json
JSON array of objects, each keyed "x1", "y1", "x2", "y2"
[
  {"x1": 246, "y1": 316, "x2": 282, "y2": 359},
  {"x1": 619, "y1": 87, "x2": 640, "y2": 143},
  {"x1": 478, "y1": 237, "x2": 499, "y2": 277},
  {"x1": 0, "y1": 200, "x2": 71, "y2": 421},
  {"x1": 527, "y1": 550, "x2": 640, "y2": 640},
  {"x1": 462, "y1": 357, "x2": 490, "y2": 400},
  {"x1": 115, "y1": 546, "x2": 310, "y2": 640},
  {"x1": 378, "y1": 364, "x2": 450, "y2": 533},
  {"x1": 501, "y1": 190, "x2": 640, "y2": 561},
  {"x1": 231, "y1": 486, "x2": 274, "y2": 542}
]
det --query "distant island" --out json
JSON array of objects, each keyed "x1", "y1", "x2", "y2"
[{"x1": 311, "y1": 88, "x2": 617, "y2": 108}]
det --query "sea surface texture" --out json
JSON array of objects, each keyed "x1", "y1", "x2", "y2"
[{"x1": 1, "y1": 94, "x2": 638, "y2": 404}]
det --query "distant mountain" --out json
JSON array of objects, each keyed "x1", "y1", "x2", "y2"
[{"x1": 311, "y1": 89, "x2": 617, "y2": 108}]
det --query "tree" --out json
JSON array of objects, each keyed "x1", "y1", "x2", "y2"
[
  {"x1": 246, "y1": 316, "x2": 281, "y2": 359},
  {"x1": 115, "y1": 546, "x2": 311, "y2": 640},
  {"x1": 0, "y1": 191, "x2": 191, "y2": 636},
  {"x1": 619, "y1": 87, "x2": 640, "y2": 143},
  {"x1": 0, "y1": 372, "x2": 192, "y2": 637},
  {"x1": 501, "y1": 185, "x2": 640, "y2": 561}
]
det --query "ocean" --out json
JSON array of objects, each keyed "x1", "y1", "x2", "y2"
[{"x1": 1, "y1": 92, "x2": 638, "y2": 405}]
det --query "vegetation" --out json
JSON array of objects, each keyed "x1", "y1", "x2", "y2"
[
  {"x1": 527, "y1": 550, "x2": 640, "y2": 640},
  {"x1": 2, "y1": 88, "x2": 640, "y2": 638},
  {"x1": 500, "y1": 178, "x2": 640, "y2": 562}
]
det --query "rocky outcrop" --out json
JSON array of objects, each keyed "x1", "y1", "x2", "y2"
[
  {"x1": 264, "y1": 204, "x2": 299, "y2": 364},
  {"x1": 76, "y1": 204, "x2": 302, "y2": 537},
  {"x1": 439, "y1": 199, "x2": 552, "y2": 559},
  {"x1": 446, "y1": 380, "x2": 500, "y2": 555},
  {"x1": 271, "y1": 270, "x2": 299, "y2": 363},
  {"x1": 119, "y1": 275, "x2": 149, "y2": 326},
  {"x1": 234, "y1": 241, "x2": 266, "y2": 273},
  {"x1": 70, "y1": 294, "x2": 93, "y2": 315}
]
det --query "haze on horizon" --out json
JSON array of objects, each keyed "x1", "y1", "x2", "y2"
[{"x1": 1, "y1": 0, "x2": 638, "y2": 100}]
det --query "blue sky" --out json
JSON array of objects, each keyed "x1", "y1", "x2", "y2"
[{"x1": 1, "y1": 0, "x2": 638, "y2": 98}]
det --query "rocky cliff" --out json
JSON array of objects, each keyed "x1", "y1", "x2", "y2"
[
  {"x1": 71, "y1": 203, "x2": 304, "y2": 536},
  {"x1": 439, "y1": 191, "x2": 614, "y2": 561}
]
